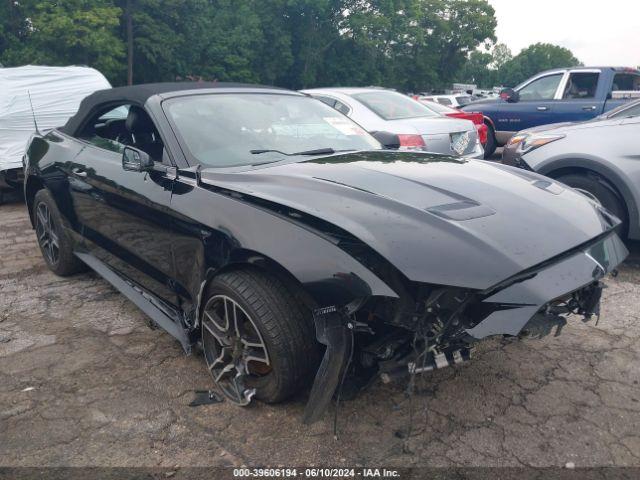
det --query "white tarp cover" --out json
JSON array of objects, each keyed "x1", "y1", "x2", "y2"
[{"x1": 0, "y1": 65, "x2": 111, "y2": 171}]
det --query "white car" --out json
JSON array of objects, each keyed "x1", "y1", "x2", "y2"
[
  {"x1": 301, "y1": 87, "x2": 483, "y2": 158},
  {"x1": 420, "y1": 94, "x2": 474, "y2": 108}
]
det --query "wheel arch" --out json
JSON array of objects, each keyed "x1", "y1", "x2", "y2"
[
  {"x1": 24, "y1": 175, "x2": 46, "y2": 227},
  {"x1": 194, "y1": 248, "x2": 320, "y2": 332},
  {"x1": 483, "y1": 115, "x2": 496, "y2": 131},
  {"x1": 542, "y1": 160, "x2": 638, "y2": 237}
]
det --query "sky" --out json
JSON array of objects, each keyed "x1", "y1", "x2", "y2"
[{"x1": 487, "y1": 0, "x2": 640, "y2": 67}]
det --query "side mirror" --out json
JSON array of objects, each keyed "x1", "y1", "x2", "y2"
[
  {"x1": 370, "y1": 131, "x2": 401, "y2": 149},
  {"x1": 500, "y1": 88, "x2": 520, "y2": 103},
  {"x1": 122, "y1": 146, "x2": 153, "y2": 172}
]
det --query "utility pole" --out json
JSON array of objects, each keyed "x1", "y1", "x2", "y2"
[{"x1": 126, "y1": 0, "x2": 133, "y2": 85}]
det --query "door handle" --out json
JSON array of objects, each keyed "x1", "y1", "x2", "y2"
[
  {"x1": 71, "y1": 168, "x2": 87, "y2": 178},
  {"x1": 536, "y1": 106, "x2": 549, "y2": 111},
  {"x1": 582, "y1": 105, "x2": 597, "y2": 111}
]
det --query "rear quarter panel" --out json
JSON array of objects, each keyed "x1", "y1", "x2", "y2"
[{"x1": 24, "y1": 131, "x2": 86, "y2": 235}]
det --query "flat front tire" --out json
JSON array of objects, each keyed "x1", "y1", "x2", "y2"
[{"x1": 201, "y1": 269, "x2": 320, "y2": 405}]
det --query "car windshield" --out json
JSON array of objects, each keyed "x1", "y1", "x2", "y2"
[
  {"x1": 163, "y1": 93, "x2": 381, "y2": 168},
  {"x1": 350, "y1": 91, "x2": 438, "y2": 120}
]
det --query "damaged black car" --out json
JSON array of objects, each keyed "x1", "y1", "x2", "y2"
[{"x1": 23, "y1": 83, "x2": 628, "y2": 423}]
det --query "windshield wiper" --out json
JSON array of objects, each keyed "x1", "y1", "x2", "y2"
[{"x1": 250, "y1": 148, "x2": 356, "y2": 156}]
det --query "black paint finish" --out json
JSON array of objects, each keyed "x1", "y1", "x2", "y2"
[{"x1": 23, "y1": 86, "x2": 627, "y2": 376}]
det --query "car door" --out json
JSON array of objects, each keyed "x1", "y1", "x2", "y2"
[
  {"x1": 499, "y1": 72, "x2": 565, "y2": 133},
  {"x1": 69, "y1": 104, "x2": 179, "y2": 304},
  {"x1": 551, "y1": 70, "x2": 604, "y2": 123}
]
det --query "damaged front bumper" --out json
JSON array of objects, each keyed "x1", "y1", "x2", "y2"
[
  {"x1": 303, "y1": 232, "x2": 628, "y2": 423},
  {"x1": 466, "y1": 232, "x2": 627, "y2": 339}
]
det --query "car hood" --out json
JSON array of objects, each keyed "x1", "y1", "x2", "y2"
[
  {"x1": 199, "y1": 151, "x2": 618, "y2": 290},
  {"x1": 516, "y1": 117, "x2": 624, "y2": 136},
  {"x1": 388, "y1": 116, "x2": 475, "y2": 135}
]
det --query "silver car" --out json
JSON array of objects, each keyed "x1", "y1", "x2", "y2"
[
  {"x1": 300, "y1": 87, "x2": 484, "y2": 158},
  {"x1": 502, "y1": 98, "x2": 640, "y2": 239}
]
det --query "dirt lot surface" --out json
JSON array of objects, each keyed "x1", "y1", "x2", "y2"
[{"x1": 1, "y1": 196, "x2": 640, "y2": 468}]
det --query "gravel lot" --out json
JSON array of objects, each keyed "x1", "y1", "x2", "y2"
[{"x1": 1, "y1": 193, "x2": 640, "y2": 468}]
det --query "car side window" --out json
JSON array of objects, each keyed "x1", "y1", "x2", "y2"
[
  {"x1": 562, "y1": 72, "x2": 599, "y2": 99},
  {"x1": 79, "y1": 105, "x2": 131, "y2": 154},
  {"x1": 78, "y1": 104, "x2": 165, "y2": 162},
  {"x1": 334, "y1": 100, "x2": 351, "y2": 115},
  {"x1": 518, "y1": 74, "x2": 563, "y2": 101},
  {"x1": 438, "y1": 98, "x2": 452, "y2": 106},
  {"x1": 612, "y1": 73, "x2": 640, "y2": 92},
  {"x1": 313, "y1": 96, "x2": 336, "y2": 108}
]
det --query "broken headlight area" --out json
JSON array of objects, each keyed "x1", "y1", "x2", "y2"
[
  {"x1": 303, "y1": 278, "x2": 613, "y2": 424},
  {"x1": 347, "y1": 279, "x2": 604, "y2": 384}
]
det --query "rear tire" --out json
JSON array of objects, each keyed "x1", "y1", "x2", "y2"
[
  {"x1": 201, "y1": 269, "x2": 320, "y2": 404},
  {"x1": 556, "y1": 173, "x2": 627, "y2": 236},
  {"x1": 483, "y1": 123, "x2": 497, "y2": 159},
  {"x1": 33, "y1": 189, "x2": 86, "y2": 276}
]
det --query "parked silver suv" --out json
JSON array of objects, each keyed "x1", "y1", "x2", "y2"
[{"x1": 502, "y1": 98, "x2": 640, "y2": 239}]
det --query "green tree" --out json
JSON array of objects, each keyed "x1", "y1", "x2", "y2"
[
  {"x1": 336, "y1": 0, "x2": 497, "y2": 92},
  {"x1": 499, "y1": 42, "x2": 581, "y2": 87},
  {"x1": 0, "y1": 0, "x2": 125, "y2": 81},
  {"x1": 1, "y1": 0, "x2": 501, "y2": 91},
  {"x1": 490, "y1": 42, "x2": 512, "y2": 70},
  {"x1": 457, "y1": 50, "x2": 496, "y2": 87},
  {"x1": 425, "y1": 0, "x2": 497, "y2": 86}
]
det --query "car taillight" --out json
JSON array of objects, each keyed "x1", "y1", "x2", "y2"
[
  {"x1": 397, "y1": 134, "x2": 426, "y2": 149},
  {"x1": 446, "y1": 112, "x2": 483, "y2": 125},
  {"x1": 476, "y1": 124, "x2": 488, "y2": 145}
]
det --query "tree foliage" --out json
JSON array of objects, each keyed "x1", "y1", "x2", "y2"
[
  {"x1": 0, "y1": 1, "x2": 580, "y2": 92},
  {"x1": 498, "y1": 43, "x2": 582, "y2": 87},
  {"x1": 1, "y1": 0, "x2": 124, "y2": 78}
]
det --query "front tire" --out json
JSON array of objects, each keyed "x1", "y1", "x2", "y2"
[
  {"x1": 33, "y1": 189, "x2": 86, "y2": 276},
  {"x1": 556, "y1": 172, "x2": 628, "y2": 236},
  {"x1": 483, "y1": 122, "x2": 497, "y2": 159},
  {"x1": 201, "y1": 269, "x2": 320, "y2": 405}
]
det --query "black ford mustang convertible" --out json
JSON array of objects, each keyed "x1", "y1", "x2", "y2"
[{"x1": 24, "y1": 83, "x2": 627, "y2": 423}]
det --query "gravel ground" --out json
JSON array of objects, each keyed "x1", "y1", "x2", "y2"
[{"x1": 1, "y1": 193, "x2": 639, "y2": 468}]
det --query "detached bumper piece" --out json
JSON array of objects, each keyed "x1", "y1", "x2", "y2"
[{"x1": 303, "y1": 307, "x2": 353, "y2": 425}]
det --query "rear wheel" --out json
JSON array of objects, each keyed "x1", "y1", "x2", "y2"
[
  {"x1": 33, "y1": 189, "x2": 86, "y2": 276},
  {"x1": 556, "y1": 172, "x2": 627, "y2": 235},
  {"x1": 201, "y1": 269, "x2": 320, "y2": 405},
  {"x1": 483, "y1": 122, "x2": 497, "y2": 159}
]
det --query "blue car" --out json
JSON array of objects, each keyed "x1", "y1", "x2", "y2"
[{"x1": 462, "y1": 67, "x2": 640, "y2": 157}]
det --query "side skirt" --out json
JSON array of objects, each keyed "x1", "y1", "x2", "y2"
[{"x1": 74, "y1": 252, "x2": 191, "y2": 354}]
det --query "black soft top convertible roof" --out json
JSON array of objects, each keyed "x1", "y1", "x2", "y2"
[{"x1": 61, "y1": 81, "x2": 286, "y2": 136}]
